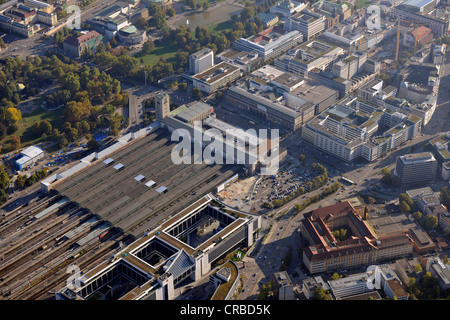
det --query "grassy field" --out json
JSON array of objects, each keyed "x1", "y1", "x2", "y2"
[
  {"x1": 1, "y1": 106, "x2": 66, "y2": 154},
  {"x1": 140, "y1": 41, "x2": 178, "y2": 66},
  {"x1": 207, "y1": 20, "x2": 233, "y2": 34},
  {"x1": 355, "y1": 0, "x2": 371, "y2": 7}
]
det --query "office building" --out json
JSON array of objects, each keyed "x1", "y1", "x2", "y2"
[
  {"x1": 301, "y1": 202, "x2": 414, "y2": 274},
  {"x1": 189, "y1": 48, "x2": 214, "y2": 75},
  {"x1": 233, "y1": 26, "x2": 303, "y2": 60},
  {"x1": 328, "y1": 273, "x2": 373, "y2": 300},
  {"x1": 272, "y1": 271, "x2": 296, "y2": 300},
  {"x1": 192, "y1": 62, "x2": 241, "y2": 94},
  {"x1": 274, "y1": 39, "x2": 344, "y2": 77},
  {"x1": 284, "y1": 9, "x2": 326, "y2": 41},
  {"x1": 442, "y1": 161, "x2": 450, "y2": 180},
  {"x1": 226, "y1": 65, "x2": 338, "y2": 131},
  {"x1": 395, "y1": 152, "x2": 438, "y2": 187},
  {"x1": 301, "y1": 103, "x2": 422, "y2": 162}
]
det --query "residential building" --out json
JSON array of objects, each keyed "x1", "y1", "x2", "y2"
[{"x1": 395, "y1": 152, "x2": 438, "y2": 187}]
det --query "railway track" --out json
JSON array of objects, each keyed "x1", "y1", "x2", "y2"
[{"x1": 10, "y1": 233, "x2": 127, "y2": 300}]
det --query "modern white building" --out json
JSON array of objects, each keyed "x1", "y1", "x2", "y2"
[
  {"x1": 189, "y1": 48, "x2": 214, "y2": 75},
  {"x1": 233, "y1": 27, "x2": 303, "y2": 60},
  {"x1": 15, "y1": 145, "x2": 45, "y2": 170},
  {"x1": 328, "y1": 273, "x2": 373, "y2": 300},
  {"x1": 284, "y1": 9, "x2": 326, "y2": 41}
]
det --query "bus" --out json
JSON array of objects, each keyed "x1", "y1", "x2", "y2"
[{"x1": 340, "y1": 176, "x2": 354, "y2": 185}]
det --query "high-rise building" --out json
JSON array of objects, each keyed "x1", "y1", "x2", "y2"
[
  {"x1": 155, "y1": 92, "x2": 171, "y2": 121},
  {"x1": 395, "y1": 152, "x2": 438, "y2": 187},
  {"x1": 284, "y1": 10, "x2": 326, "y2": 41},
  {"x1": 189, "y1": 48, "x2": 214, "y2": 75}
]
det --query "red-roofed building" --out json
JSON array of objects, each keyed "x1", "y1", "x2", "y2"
[
  {"x1": 63, "y1": 30, "x2": 103, "y2": 57},
  {"x1": 407, "y1": 26, "x2": 434, "y2": 47},
  {"x1": 301, "y1": 202, "x2": 414, "y2": 274}
]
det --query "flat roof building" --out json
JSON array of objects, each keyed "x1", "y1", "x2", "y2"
[
  {"x1": 189, "y1": 48, "x2": 214, "y2": 75},
  {"x1": 15, "y1": 145, "x2": 45, "y2": 170},
  {"x1": 57, "y1": 194, "x2": 261, "y2": 300},
  {"x1": 274, "y1": 39, "x2": 344, "y2": 77},
  {"x1": 395, "y1": 152, "x2": 438, "y2": 187},
  {"x1": 192, "y1": 62, "x2": 241, "y2": 94},
  {"x1": 233, "y1": 26, "x2": 303, "y2": 60},
  {"x1": 284, "y1": 9, "x2": 326, "y2": 41},
  {"x1": 301, "y1": 202, "x2": 414, "y2": 274}
]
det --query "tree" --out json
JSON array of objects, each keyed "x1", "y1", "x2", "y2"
[
  {"x1": 398, "y1": 201, "x2": 411, "y2": 213},
  {"x1": 299, "y1": 154, "x2": 306, "y2": 165},
  {"x1": 424, "y1": 215, "x2": 438, "y2": 230},
  {"x1": 141, "y1": 40, "x2": 155, "y2": 55},
  {"x1": 9, "y1": 135, "x2": 20, "y2": 150},
  {"x1": 414, "y1": 264, "x2": 423, "y2": 273},
  {"x1": 191, "y1": 87, "x2": 203, "y2": 100},
  {"x1": 413, "y1": 211, "x2": 423, "y2": 221},
  {"x1": 5, "y1": 107, "x2": 22, "y2": 125},
  {"x1": 367, "y1": 196, "x2": 376, "y2": 204},
  {"x1": 15, "y1": 174, "x2": 25, "y2": 189},
  {"x1": 440, "y1": 186, "x2": 450, "y2": 209},
  {"x1": 0, "y1": 189, "x2": 8, "y2": 205},
  {"x1": 330, "y1": 273, "x2": 342, "y2": 280},
  {"x1": 240, "y1": 5, "x2": 255, "y2": 21},
  {"x1": 0, "y1": 166, "x2": 10, "y2": 190},
  {"x1": 214, "y1": 33, "x2": 230, "y2": 53},
  {"x1": 166, "y1": 7, "x2": 176, "y2": 17},
  {"x1": 313, "y1": 287, "x2": 330, "y2": 300},
  {"x1": 63, "y1": 72, "x2": 81, "y2": 96},
  {"x1": 399, "y1": 193, "x2": 413, "y2": 207}
]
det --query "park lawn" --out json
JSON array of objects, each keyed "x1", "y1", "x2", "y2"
[
  {"x1": 141, "y1": 41, "x2": 178, "y2": 66},
  {"x1": 207, "y1": 20, "x2": 233, "y2": 34},
  {"x1": 3, "y1": 106, "x2": 66, "y2": 153},
  {"x1": 355, "y1": 0, "x2": 371, "y2": 7}
]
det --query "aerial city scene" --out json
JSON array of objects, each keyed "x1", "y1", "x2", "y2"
[{"x1": 0, "y1": 0, "x2": 450, "y2": 306}]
